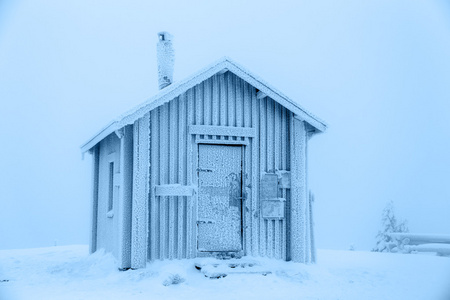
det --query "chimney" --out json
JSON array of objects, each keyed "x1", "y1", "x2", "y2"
[{"x1": 156, "y1": 32, "x2": 174, "y2": 90}]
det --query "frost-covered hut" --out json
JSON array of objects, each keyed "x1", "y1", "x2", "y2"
[{"x1": 81, "y1": 32, "x2": 326, "y2": 269}]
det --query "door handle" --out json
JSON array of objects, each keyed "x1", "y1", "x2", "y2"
[
  {"x1": 197, "y1": 220, "x2": 215, "y2": 224},
  {"x1": 197, "y1": 168, "x2": 213, "y2": 173}
]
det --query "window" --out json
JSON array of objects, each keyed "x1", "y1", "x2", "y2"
[{"x1": 108, "y1": 162, "x2": 114, "y2": 212}]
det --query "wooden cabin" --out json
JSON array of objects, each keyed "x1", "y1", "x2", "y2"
[{"x1": 81, "y1": 32, "x2": 326, "y2": 269}]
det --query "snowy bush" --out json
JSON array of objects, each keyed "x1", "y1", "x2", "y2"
[
  {"x1": 372, "y1": 201, "x2": 409, "y2": 253},
  {"x1": 162, "y1": 273, "x2": 185, "y2": 286}
]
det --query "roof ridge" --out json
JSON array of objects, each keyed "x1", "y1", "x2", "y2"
[{"x1": 81, "y1": 58, "x2": 326, "y2": 153}]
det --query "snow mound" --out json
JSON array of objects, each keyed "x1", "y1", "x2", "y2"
[{"x1": 1, "y1": 246, "x2": 450, "y2": 300}]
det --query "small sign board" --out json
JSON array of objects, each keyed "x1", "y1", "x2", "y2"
[
  {"x1": 261, "y1": 199, "x2": 285, "y2": 219},
  {"x1": 260, "y1": 173, "x2": 278, "y2": 199},
  {"x1": 278, "y1": 171, "x2": 291, "y2": 189}
]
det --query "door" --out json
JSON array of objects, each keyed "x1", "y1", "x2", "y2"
[{"x1": 197, "y1": 144, "x2": 243, "y2": 252}]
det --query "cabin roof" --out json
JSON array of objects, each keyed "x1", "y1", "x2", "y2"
[{"x1": 81, "y1": 57, "x2": 327, "y2": 153}]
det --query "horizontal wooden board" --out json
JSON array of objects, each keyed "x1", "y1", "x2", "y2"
[
  {"x1": 188, "y1": 125, "x2": 256, "y2": 137},
  {"x1": 195, "y1": 137, "x2": 248, "y2": 145}
]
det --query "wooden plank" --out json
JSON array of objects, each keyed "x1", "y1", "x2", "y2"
[
  {"x1": 118, "y1": 125, "x2": 133, "y2": 269},
  {"x1": 281, "y1": 107, "x2": 287, "y2": 170},
  {"x1": 267, "y1": 221, "x2": 273, "y2": 258},
  {"x1": 289, "y1": 114, "x2": 295, "y2": 262},
  {"x1": 186, "y1": 88, "x2": 195, "y2": 258},
  {"x1": 275, "y1": 103, "x2": 281, "y2": 171},
  {"x1": 305, "y1": 190, "x2": 311, "y2": 263},
  {"x1": 243, "y1": 82, "x2": 251, "y2": 128},
  {"x1": 228, "y1": 73, "x2": 235, "y2": 127},
  {"x1": 192, "y1": 139, "x2": 199, "y2": 256},
  {"x1": 160, "y1": 104, "x2": 168, "y2": 259},
  {"x1": 211, "y1": 75, "x2": 219, "y2": 141},
  {"x1": 178, "y1": 93, "x2": 186, "y2": 259},
  {"x1": 244, "y1": 140, "x2": 251, "y2": 255},
  {"x1": 155, "y1": 184, "x2": 195, "y2": 196},
  {"x1": 280, "y1": 219, "x2": 284, "y2": 259},
  {"x1": 290, "y1": 117, "x2": 307, "y2": 263},
  {"x1": 212, "y1": 74, "x2": 219, "y2": 127},
  {"x1": 259, "y1": 97, "x2": 267, "y2": 256},
  {"x1": 195, "y1": 83, "x2": 203, "y2": 126},
  {"x1": 251, "y1": 89, "x2": 259, "y2": 256},
  {"x1": 195, "y1": 138, "x2": 248, "y2": 146},
  {"x1": 131, "y1": 116, "x2": 149, "y2": 268},
  {"x1": 281, "y1": 189, "x2": 287, "y2": 260},
  {"x1": 266, "y1": 100, "x2": 274, "y2": 258},
  {"x1": 89, "y1": 145, "x2": 100, "y2": 254},
  {"x1": 204, "y1": 78, "x2": 211, "y2": 126},
  {"x1": 150, "y1": 109, "x2": 158, "y2": 260},
  {"x1": 236, "y1": 77, "x2": 243, "y2": 128},
  {"x1": 267, "y1": 99, "x2": 275, "y2": 172},
  {"x1": 168, "y1": 100, "x2": 177, "y2": 259},
  {"x1": 310, "y1": 193, "x2": 316, "y2": 263},
  {"x1": 243, "y1": 83, "x2": 251, "y2": 255},
  {"x1": 274, "y1": 103, "x2": 281, "y2": 259},
  {"x1": 219, "y1": 73, "x2": 227, "y2": 126},
  {"x1": 286, "y1": 187, "x2": 291, "y2": 260},
  {"x1": 281, "y1": 107, "x2": 287, "y2": 260},
  {"x1": 269, "y1": 210, "x2": 275, "y2": 260},
  {"x1": 188, "y1": 125, "x2": 256, "y2": 137},
  {"x1": 193, "y1": 85, "x2": 202, "y2": 257}
]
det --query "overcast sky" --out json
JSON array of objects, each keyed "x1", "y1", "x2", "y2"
[{"x1": 1, "y1": 0, "x2": 449, "y2": 251}]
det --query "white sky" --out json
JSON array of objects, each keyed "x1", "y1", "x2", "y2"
[{"x1": 1, "y1": 0, "x2": 449, "y2": 251}]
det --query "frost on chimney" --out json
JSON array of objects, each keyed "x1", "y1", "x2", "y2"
[{"x1": 157, "y1": 32, "x2": 174, "y2": 90}]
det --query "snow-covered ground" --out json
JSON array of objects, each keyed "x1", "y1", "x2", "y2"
[{"x1": 1, "y1": 245, "x2": 449, "y2": 300}]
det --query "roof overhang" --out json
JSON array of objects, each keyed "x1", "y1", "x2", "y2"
[{"x1": 81, "y1": 57, "x2": 327, "y2": 153}]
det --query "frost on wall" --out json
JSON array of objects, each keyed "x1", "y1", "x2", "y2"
[
  {"x1": 131, "y1": 114, "x2": 150, "y2": 268},
  {"x1": 290, "y1": 118, "x2": 308, "y2": 263},
  {"x1": 118, "y1": 125, "x2": 134, "y2": 269},
  {"x1": 309, "y1": 192, "x2": 317, "y2": 263}
]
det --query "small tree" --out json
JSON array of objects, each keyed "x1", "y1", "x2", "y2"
[{"x1": 372, "y1": 201, "x2": 409, "y2": 252}]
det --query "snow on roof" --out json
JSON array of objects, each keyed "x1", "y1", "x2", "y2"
[{"x1": 80, "y1": 57, "x2": 327, "y2": 153}]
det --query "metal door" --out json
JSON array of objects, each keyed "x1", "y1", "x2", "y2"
[{"x1": 197, "y1": 144, "x2": 243, "y2": 252}]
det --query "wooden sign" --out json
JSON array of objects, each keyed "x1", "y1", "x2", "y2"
[
  {"x1": 260, "y1": 173, "x2": 278, "y2": 199},
  {"x1": 261, "y1": 199, "x2": 285, "y2": 219}
]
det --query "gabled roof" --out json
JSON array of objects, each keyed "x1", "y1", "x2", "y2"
[{"x1": 81, "y1": 57, "x2": 327, "y2": 153}]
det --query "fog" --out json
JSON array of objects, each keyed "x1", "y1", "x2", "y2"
[{"x1": 1, "y1": 0, "x2": 449, "y2": 251}]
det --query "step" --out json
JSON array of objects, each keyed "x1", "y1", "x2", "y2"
[{"x1": 194, "y1": 259, "x2": 272, "y2": 279}]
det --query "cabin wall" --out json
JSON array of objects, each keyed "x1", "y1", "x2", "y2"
[
  {"x1": 142, "y1": 71, "x2": 293, "y2": 260},
  {"x1": 96, "y1": 133, "x2": 122, "y2": 258},
  {"x1": 257, "y1": 96, "x2": 291, "y2": 260}
]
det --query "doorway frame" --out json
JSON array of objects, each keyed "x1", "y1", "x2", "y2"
[
  {"x1": 188, "y1": 125, "x2": 256, "y2": 258},
  {"x1": 195, "y1": 140, "x2": 247, "y2": 258}
]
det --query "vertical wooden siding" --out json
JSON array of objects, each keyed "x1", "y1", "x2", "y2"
[
  {"x1": 258, "y1": 97, "x2": 291, "y2": 259},
  {"x1": 146, "y1": 72, "x2": 291, "y2": 260}
]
